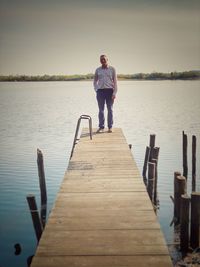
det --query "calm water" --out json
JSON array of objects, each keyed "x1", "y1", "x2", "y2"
[{"x1": 0, "y1": 81, "x2": 199, "y2": 266}]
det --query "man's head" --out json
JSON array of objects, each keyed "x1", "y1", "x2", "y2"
[{"x1": 100, "y1": 55, "x2": 108, "y2": 68}]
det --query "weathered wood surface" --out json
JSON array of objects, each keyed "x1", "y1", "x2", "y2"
[{"x1": 31, "y1": 128, "x2": 172, "y2": 267}]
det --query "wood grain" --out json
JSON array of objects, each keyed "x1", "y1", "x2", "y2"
[{"x1": 31, "y1": 128, "x2": 172, "y2": 267}]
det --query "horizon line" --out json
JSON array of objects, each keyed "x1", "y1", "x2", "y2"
[{"x1": 0, "y1": 70, "x2": 199, "y2": 76}]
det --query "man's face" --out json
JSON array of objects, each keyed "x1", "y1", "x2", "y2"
[{"x1": 100, "y1": 56, "x2": 108, "y2": 67}]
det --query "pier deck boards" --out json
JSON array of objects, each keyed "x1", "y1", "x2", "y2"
[{"x1": 31, "y1": 128, "x2": 173, "y2": 267}]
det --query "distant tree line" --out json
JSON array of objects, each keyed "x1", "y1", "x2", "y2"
[
  {"x1": 0, "y1": 71, "x2": 199, "y2": 82},
  {"x1": 118, "y1": 71, "x2": 200, "y2": 80},
  {"x1": 0, "y1": 74, "x2": 94, "y2": 82}
]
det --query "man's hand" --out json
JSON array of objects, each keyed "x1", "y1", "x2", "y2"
[{"x1": 112, "y1": 95, "x2": 116, "y2": 101}]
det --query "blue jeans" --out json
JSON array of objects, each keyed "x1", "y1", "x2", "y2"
[{"x1": 96, "y1": 89, "x2": 113, "y2": 129}]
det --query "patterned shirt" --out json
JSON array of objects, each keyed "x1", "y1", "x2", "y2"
[{"x1": 93, "y1": 66, "x2": 118, "y2": 96}]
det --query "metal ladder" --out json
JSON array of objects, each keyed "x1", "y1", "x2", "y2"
[{"x1": 70, "y1": 115, "x2": 92, "y2": 158}]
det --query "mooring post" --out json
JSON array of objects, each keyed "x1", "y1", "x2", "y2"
[
  {"x1": 151, "y1": 147, "x2": 160, "y2": 205},
  {"x1": 182, "y1": 131, "x2": 188, "y2": 179},
  {"x1": 142, "y1": 146, "x2": 150, "y2": 180},
  {"x1": 174, "y1": 171, "x2": 181, "y2": 223},
  {"x1": 149, "y1": 134, "x2": 156, "y2": 162},
  {"x1": 190, "y1": 192, "x2": 200, "y2": 249},
  {"x1": 151, "y1": 158, "x2": 158, "y2": 206},
  {"x1": 180, "y1": 194, "x2": 190, "y2": 252},
  {"x1": 147, "y1": 162, "x2": 155, "y2": 201},
  {"x1": 37, "y1": 149, "x2": 47, "y2": 227},
  {"x1": 26, "y1": 194, "x2": 43, "y2": 242},
  {"x1": 151, "y1": 147, "x2": 160, "y2": 161},
  {"x1": 174, "y1": 174, "x2": 186, "y2": 225},
  {"x1": 192, "y1": 135, "x2": 196, "y2": 191},
  {"x1": 149, "y1": 134, "x2": 156, "y2": 148}
]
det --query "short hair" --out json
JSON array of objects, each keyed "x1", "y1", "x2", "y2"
[{"x1": 100, "y1": 54, "x2": 107, "y2": 58}]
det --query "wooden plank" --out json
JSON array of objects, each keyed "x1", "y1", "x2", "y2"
[
  {"x1": 37, "y1": 229, "x2": 169, "y2": 256},
  {"x1": 56, "y1": 191, "x2": 150, "y2": 198},
  {"x1": 53, "y1": 192, "x2": 153, "y2": 210},
  {"x1": 65, "y1": 174, "x2": 141, "y2": 179},
  {"x1": 60, "y1": 178, "x2": 146, "y2": 193},
  {"x1": 50, "y1": 206, "x2": 155, "y2": 217},
  {"x1": 31, "y1": 255, "x2": 173, "y2": 267},
  {"x1": 44, "y1": 213, "x2": 160, "y2": 231}
]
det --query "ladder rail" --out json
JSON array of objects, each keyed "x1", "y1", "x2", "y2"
[{"x1": 70, "y1": 115, "x2": 92, "y2": 158}]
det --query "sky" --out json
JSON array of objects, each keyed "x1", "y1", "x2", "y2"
[{"x1": 0, "y1": 0, "x2": 200, "y2": 75}]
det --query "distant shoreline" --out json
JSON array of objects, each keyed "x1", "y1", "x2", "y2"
[{"x1": 0, "y1": 71, "x2": 199, "y2": 82}]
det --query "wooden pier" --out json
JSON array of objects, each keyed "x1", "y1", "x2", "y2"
[{"x1": 31, "y1": 128, "x2": 173, "y2": 267}]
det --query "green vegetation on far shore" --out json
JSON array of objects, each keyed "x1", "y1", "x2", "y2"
[{"x1": 0, "y1": 71, "x2": 199, "y2": 82}]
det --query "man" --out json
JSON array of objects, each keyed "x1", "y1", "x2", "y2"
[{"x1": 93, "y1": 55, "x2": 118, "y2": 133}]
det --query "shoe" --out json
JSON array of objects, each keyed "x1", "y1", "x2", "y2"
[
  {"x1": 108, "y1": 128, "x2": 112, "y2": 133},
  {"x1": 96, "y1": 128, "x2": 104, "y2": 133}
]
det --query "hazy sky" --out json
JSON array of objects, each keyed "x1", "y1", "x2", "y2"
[{"x1": 0, "y1": 0, "x2": 199, "y2": 75}]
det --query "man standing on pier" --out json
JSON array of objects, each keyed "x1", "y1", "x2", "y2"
[{"x1": 93, "y1": 55, "x2": 118, "y2": 133}]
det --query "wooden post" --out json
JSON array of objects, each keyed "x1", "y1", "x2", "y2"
[
  {"x1": 149, "y1": 134, "x2": 156, "y2": 162},
  {"x1": 147, "y1": 162, "x2": 155, "y2": 201},
  {"x1": 182, "y1": 131, "x2": 188, "y2": 179},
  {"x1": 152, "y1": 159, "x2": 158, "y2": 206},
  {"x1": 147, "y1": 146, "x2": 159, "y2": 206},
  {"x1": 174, "y1": 171, "x2": 181, "y2": 222},
  {"x1": 190, "y1": 192, "x2": 200, "y2": 249},
  {"x1": 142, "y1": 146, "x2": 150, "y2": 181},
  {"x1": 151, "y1": 147, "x2": 160, "y2": 161},
  {"x1": 26, "y1": 194, "x2": 43, "y2": 242},
  {"x1": 37, "y1": 149, "x2": 47, "y2": 227},
  {"x1": 149, "y1": 134, "x2": 156, "y2": 148},
  {"x1": 37, "y1": 149, "x2": 47, "y2": 204},
  {"x1": 180, "y1": 194, "x2": 190, "y2": 252},
  {"x1": 192, "y1": 135, "x2": 196, "y2": 191},
  {"x1": 174, "y1": 174, "x2": 186, "y2": 225}
]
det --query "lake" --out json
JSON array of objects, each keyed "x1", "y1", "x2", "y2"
[{"x1": 0, "y1": 80, "x2": 199, "y2": 267}]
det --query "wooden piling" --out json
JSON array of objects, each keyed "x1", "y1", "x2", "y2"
[
  {"x1": 149, "y1": 134, "x2": 156, "y2": 162},
  {"x1": 151, "y1": 147, "x2": 160, "y2": 161},
  {"x1": 149, "y1": 134, "x2": 156, "y2": 148},
  {"x1": 142, "y1": 146, "x2": 150, "y2": 180},
  {"x1": 180, "y1": 194, "x2": 190, "y2": 252},
  {"x1": 174, "y1": 172, "x2": 181, "y2": 223},
  {"x1": 182, "y1": 131, "x2": 188, "y2": 179},
  {"x1": 37, "y1": 149, "x2": 47, "y2": 226},
  {"x1": 147, "y1": 162, "x2": 155, "y2": 201},
  {"x1": 174, "y1": 174, "x2": 186, "y2": 225},
  {"x1": 152, "y1": 159, "x2": 158, "y2": 206},
  {"x1": 190, "y1": 192, "x2": 200, "y2": 249},
  {"x1": 192, "y1": 135, "x2": 196, "y2": 191},
  {"x1": 26, "y1": 194, "x2": 43, "y2": 242},
  {"x1": 37, "y1": 149, "x2": 47, "y2": 204}
]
